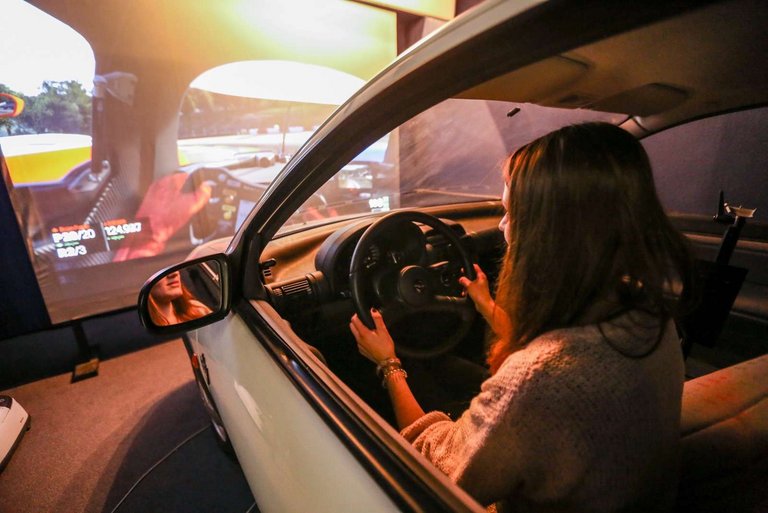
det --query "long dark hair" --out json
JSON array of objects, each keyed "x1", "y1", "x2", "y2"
[{"x1": 489, "y1": 122, "x2": 693, "y2": 373}]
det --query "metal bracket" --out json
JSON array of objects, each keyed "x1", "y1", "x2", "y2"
[{"x1": 71, "y1": 321, "x2": 100, "y2": 382}]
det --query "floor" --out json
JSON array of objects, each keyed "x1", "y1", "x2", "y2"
[{"x1": 0, "y1": 339, "x2": 255, "y2": 513}]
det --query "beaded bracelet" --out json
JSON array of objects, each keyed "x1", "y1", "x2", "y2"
[
  {"x1": 375, "y1": 357, "x2": 402, "y2": 377},
  {"x1": 381, "y1": 366, "x2": 407, "y2": 388}
]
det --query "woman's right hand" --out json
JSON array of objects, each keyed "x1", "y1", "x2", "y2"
[
  {"x1": 459, "y1": 264, "x2": 494, "y2": 318},
  {"x1": 460, "y1": 264, "x2": 512, "y2": 341}
]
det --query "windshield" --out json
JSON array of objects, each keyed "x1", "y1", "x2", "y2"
[
  {"x1": 175, "y1": 61, "x2": 363, "y2": 236},
  {"x1": 177, "y1": 60, "x2": 363, "y2": 171},
  {"x1": 278, "y1": 99, "x2": 627, "y2": 234},
  {"x1": 178, "y1": 91, "x2": 337, "y2": 172}
]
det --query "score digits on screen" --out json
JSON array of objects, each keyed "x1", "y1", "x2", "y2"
[{"x1": 50, "y1": 219, "x2": 144, "y2": 260}]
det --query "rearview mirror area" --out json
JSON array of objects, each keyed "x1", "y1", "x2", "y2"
[{"x1": 138, "y1": 254, "x2": 230, "y2": 333}]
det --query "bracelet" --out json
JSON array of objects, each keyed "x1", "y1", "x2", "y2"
[
  {"x1": 381, "y1": 366, "x2": 407, "y2": 388},
  {"x1": 375, "y1": 357, "x2": 401, "y2": 377}
]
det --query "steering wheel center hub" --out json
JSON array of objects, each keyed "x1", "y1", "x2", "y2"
[{"x1": 398, "y1": 265, "x2": 432, "y2": 306}]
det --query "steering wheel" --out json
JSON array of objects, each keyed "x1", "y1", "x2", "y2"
[
  {"x1": 184, "y1": 166, "x2": 267, "y2": 244},
  {"x1": 183, "y1": 167, "x2": 227, "y2": 243},
  {"x1": 349, "y1": 210, "x2": 477, "y2": 358}
]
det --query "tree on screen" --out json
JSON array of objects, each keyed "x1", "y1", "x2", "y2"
[
  {"x1": 0, "y1": 81, "x2": 92, "y2": 136},
  {"x1": 24, "y1": 81, "x2": 92, "y2": 135}
]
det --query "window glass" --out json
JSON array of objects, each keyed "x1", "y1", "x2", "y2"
[
  {"x1": 643, "y1": 107, "x2": 768, "y2": 220},
  {"x1": 176, "y1": 60, "x2": 362, "y2": 241},
  {"x1": 280, "y1": 100, "x2": 627, "y2": 234}
]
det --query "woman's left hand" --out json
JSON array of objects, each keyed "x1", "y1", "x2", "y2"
[{"x1": 350, "y1": 309, "x2": 396, "y2": 364}]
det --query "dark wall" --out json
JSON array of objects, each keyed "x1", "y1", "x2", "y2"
[
  {"x1": 0, "y1": 150, "x2": 50, "y2": 340},
  {"x1": 0, "y1": 307, "x2": 175, "y2": 389}
]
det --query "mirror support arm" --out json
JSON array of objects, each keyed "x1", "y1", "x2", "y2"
[{"x1": 71, "y1": 320, "x2": 100, "y2": 383}]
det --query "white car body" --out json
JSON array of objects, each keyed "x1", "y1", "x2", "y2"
[{"x1": 192, "y1": 310, "x2": 405, "y2": 512}]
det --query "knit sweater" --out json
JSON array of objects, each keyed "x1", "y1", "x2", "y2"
[{"x1": 401, "y1": 311, "x2": 684, "y2": 513}]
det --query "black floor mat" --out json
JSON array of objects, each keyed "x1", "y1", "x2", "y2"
[{"x1": 110, "y1": 426, "x2": 257, "y2": 513}]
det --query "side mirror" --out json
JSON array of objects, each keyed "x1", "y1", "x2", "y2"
[
  {"x1": 138, "y1": 254, "x2": 230, "y2": 333},
  {"x1": 0, "y1": 93, "x2": 25, "y2": 118}
]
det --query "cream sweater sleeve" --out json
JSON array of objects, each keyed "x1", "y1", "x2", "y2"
[{"x1": 401, "y1": 346, "x2": 553, "y2": 506}]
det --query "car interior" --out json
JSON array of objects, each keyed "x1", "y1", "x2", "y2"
[
  {"x1": 4, "y1": 0, "x2": 767, "y2": 510},
  {"x1": 243, "y1": 2, "x2": 768, "y2": 507}
]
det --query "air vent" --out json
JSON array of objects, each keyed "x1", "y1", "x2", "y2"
[
  {"x1": 269, "y1": 272, "x2": 326, "y2": 312},
  {"x1": 271, "y1": 277, "x2": 315, "y2": 312},
  {"x1": 280, "y1": 279, "x2": 312, "y2": 296}
]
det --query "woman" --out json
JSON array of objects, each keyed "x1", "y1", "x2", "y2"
[
  {"x1": 148, "y1": 270, "x2": 212, "y2": 326},
  {"x1": 350, "y1": 122, "x2": 693, "y2": 512}
]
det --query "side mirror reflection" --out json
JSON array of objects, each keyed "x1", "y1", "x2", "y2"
[{"x1": 139, "y1": 255, "x2": 229, "y2": 332}]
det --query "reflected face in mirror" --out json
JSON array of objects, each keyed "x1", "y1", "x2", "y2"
[
  {"x1": 147, "y1": 260, "x2": 222, "y2": 327},
  {"x1": 151, "y1": 270, "x2": 184, "y2": 303}
]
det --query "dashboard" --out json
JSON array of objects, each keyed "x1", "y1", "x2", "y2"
[{"x1": 259, "y1": 204, "x2": 506, "y2": 321}]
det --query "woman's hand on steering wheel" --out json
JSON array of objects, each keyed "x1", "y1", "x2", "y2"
[
  {"x1": 350, "y1": 309, "x2": 397, "y2": 364},
  {"x1": 349, "y1": 210, "x2": 477, "y2": 358},
  {"x1": 459, "y1": 264, "x2": 493, "y2": 318},
  {"x1": 460, "y1": 263, "x2": 513, "y2": 342}
]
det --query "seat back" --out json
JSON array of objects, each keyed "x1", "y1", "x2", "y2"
[{"x1": 677, "y1": 353, "x2": 768, "y2": 511}]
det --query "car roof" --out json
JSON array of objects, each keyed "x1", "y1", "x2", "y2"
[
  {"x1": 458, "y1": 0, "x2": 768, "y2": 134},
  {"x1": 278, "y1": 0, "x2": 768, "y2": 163}
]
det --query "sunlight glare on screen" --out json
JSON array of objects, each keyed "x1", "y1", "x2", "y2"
[
  {"x1": 190, "y1": 61, "x2": 366, "y2": 105},
  {"x1": 0, "y1": 0, "x2": 95, "y2": 95}
]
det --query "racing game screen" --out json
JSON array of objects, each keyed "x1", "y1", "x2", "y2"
[
  {"x1": 0, "y1": 0, "x2": 402, "y2": 324},
  {"x1": 0, "y1": 88, "x2": 342, "y2": 322}
]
